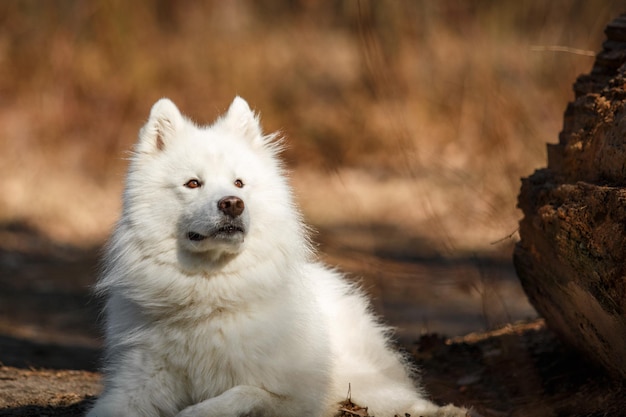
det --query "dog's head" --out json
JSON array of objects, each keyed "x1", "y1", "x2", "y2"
[{"x1": 122, "y1": 97, "x2": 296, "y2": 272}]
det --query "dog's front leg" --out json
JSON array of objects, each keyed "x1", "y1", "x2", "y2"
[{"x1": 175, "y1": 385, "x2": 291, "y2": 417}]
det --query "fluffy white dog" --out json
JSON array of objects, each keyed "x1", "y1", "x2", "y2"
[{"x1": 86, "y1": 97, "x2": 469, "y2": 417}]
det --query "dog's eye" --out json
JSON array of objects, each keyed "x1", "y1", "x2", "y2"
[
  {"x1": 184, "y1": 179, "x2": 202, "y2": 189},
  {"x1": 234, "y1": 179, "x2": 244, "y2": 188}
]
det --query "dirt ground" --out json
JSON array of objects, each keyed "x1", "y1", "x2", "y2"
[{"x1": 1, "y1": 224, "x2": 625, "y2": 417}]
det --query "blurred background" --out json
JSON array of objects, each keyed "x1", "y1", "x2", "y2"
[{"x1": 1, "y1": 1, "x2": 624, "y2": 369}]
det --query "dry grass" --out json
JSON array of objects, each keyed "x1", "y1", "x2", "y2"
[{"x1": 0, "y1": 1, "x2": 622, "y2": 250}]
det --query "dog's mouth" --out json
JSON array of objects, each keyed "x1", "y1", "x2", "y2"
[
  {"x1": 187, "y1": 232, "x2": 207, "y2": 241},
  {"x1": 187, "y1": 224, "x2": 245, "y2": 242}
]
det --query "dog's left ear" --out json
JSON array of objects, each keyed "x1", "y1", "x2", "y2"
[
  {"x1": 137, "y1": 98, "x2": 186, "y2": 154},
  {"x1": 222, "y1": 96, "x2": 264, "y2": 145}
]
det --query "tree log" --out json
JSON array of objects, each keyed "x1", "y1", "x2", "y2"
[{"x1": 514, "y1": 13, "x2": 626, "y2": 379}]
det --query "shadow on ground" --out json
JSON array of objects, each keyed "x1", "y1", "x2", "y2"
[
  {"x1": 0, "y1": 401, "x2": 93, "y2": 417},
  {"x1": 0, "y1": 222, "x2": 102, "y2": 372},
  {"x1": 0, "y1": 335, "x2": 99, "y2": 372},
  {"x1": 314, "y1": 222, "x2": 536, "y2": 341},
  {"x1": 0, "y1": 220, "x2": 535, "y2": 371}
]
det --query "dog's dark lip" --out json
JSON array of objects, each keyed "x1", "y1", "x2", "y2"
[
  {"x1": 187, "y1": 225, "x2": 245, "y2": 241},
  {"x1": 188, "y1": 232, "x2": 207, "y2": 241}
]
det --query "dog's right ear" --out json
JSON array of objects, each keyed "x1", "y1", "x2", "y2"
[{"x1": 137, "y1": 98, "x2": 185, "y2": 154}]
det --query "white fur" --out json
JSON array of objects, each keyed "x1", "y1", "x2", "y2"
[{"x1": 87, "y1": 98, "x2": 468, "y2": 417}]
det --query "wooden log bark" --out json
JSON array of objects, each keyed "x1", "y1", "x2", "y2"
[{"x1": 514, "y1": 13, "x2": 626, "y2": 379}]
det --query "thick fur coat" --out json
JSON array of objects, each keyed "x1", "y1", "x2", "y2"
[{"x1": 86, "y1": 98, "x2": 468, "y2": 417}]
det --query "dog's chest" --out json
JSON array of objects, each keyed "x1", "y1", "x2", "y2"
[{"x1": 156, "y1": 302, "x2": 296, "y2": 402}]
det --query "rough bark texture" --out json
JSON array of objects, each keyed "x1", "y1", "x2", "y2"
[{"x1": 514, "y1": 14, "x2": 626, "y2": 379}]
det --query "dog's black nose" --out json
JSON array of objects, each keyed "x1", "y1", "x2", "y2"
[{"x1": 218, "y1": 196, "x2": 245, "y2": 218}]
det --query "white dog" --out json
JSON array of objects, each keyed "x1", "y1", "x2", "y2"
[{"x1": 87, "y1": 97, "x2": 468, "y2": 417}]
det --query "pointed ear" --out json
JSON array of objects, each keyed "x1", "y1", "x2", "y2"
[
  {"x1": 137, "y1": 98, "x2": 185, "y2": 154},
  {"x1": 221, "y1": 96, "x2": 263, "y2": 144}
]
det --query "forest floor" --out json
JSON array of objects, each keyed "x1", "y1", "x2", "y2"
[{"x1": 1, "y1": 224, "x2": 624, "y2": 417}]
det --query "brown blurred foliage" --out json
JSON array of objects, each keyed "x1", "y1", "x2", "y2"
[{"x1": 0, "y1": 0, "x2": 622, "y2": 244}]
